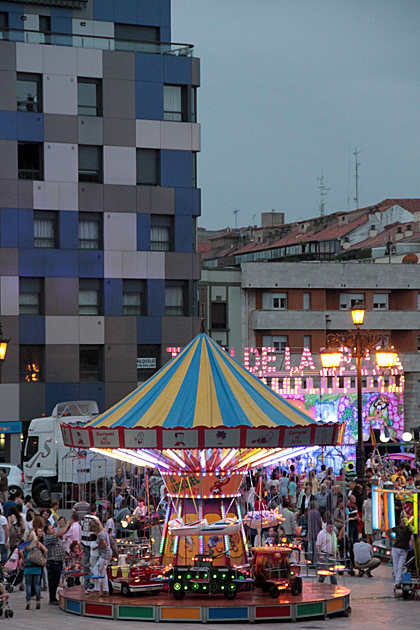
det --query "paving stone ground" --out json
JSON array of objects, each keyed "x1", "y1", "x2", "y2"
[{"x1": 3, "y1": 561, "x2": 419, "y2": 629}]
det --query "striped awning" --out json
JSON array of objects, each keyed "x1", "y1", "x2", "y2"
[{"x1": 61, "y1": 335, "x2": 341, "y2": 451}]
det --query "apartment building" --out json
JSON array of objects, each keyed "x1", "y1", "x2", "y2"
[{"x1": 0, "y1": 0, "x2": 201, "y2": 462}]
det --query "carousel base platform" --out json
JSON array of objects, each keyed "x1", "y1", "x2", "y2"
[{"x1": 59, "y1": 584, "x2": 351, "y2": 623}]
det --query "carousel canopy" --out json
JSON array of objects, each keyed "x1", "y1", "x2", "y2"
[{"x1": 61, "y1": 335, "x2": 341, "y2": 468}]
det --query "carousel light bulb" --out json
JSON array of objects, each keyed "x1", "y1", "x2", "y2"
[
  {"x1": 402, "y1": 432, "x2": 412, "y2": 442},
  {"x1": 380, "y1": 434, "x2": 390, "y2": 443}
]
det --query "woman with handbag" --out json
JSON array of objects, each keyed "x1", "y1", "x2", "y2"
[{"x1": 20, "y1": 531, "x2": 47, "y2": 610}]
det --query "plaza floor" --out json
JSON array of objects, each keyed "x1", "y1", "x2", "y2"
[{"x1": 4, "y1": 562, "x2": 419, "y2": 629}]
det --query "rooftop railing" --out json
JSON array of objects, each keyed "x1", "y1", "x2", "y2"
[{"x1": 0, "y1": 27, "x2": 194, "y2": 56}]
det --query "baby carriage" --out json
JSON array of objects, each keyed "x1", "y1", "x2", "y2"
[
  {"x1": 0, "y1": 584, "x2": 14, "y2": 619},
  {"x1": 3, "y1": 547, "x2": 24, "y2": 593}
]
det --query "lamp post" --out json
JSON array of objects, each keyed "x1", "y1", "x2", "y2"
[
  {"x1": 0, "y1": 322, "x2": 10, "y2": 382},
  {"x1": 320, "y1": 303, "x2": 397, "y2": 498}
]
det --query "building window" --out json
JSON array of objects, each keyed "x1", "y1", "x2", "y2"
[
  {"x1": 17, "y1": 73, "x2": 42, "y2": 113},
  {"x1": 79, "y1": 278, "x2": 102, "y2": 315},
  {"x1": 114, "y1": 23, "x2": 160, "y2": 52},
  {"x1": 164, "y1": 85, "x2": 184, "y2": 121},
  {"x1": 339, "y1": 293, "x2": 364, "y2": 310},
  {"x1": 19, "y1": 345, "x2": 43, "y2": 382},
  {"x1": 150, "y1": 215, "x2": 173, "y2": 252},
  {"x1": 262, "y1": 292, "x2": 287, "y2": 310},
  {"x1": 303, "y1": 335, "x2": 312, "y2": 349},
  {"x1": 18, "y1": 142, "x2": 43, "y2": 180},
  {"x1": 373, "y1": 293, "x2": 389, "y2": 310},
  {"x1": 19, "y1": 278, "x2": 43, "y2": 315},
  {"x1": 79, "y1": 212, "x2": 102, "y2": 249},
  {"x1": 78, "y1": 78, "x2": 101, "y2": 116},
  {"x1": 165, "y1": 281, "x2": 186, "y2": 316},
  {"x1": 80, "y1": 346, "x2": 103, "y2": 381},
  {"x1": 78, "y1": 145, "x2": 102, "y2": 183},
  {"x1": 33, "y1": 210, "x2": 57, "y2": 248},
  {"x1": 136, "y1": 149, "x2": 159, "y2": 186},
  {"x1": 39, "y1": 15, "x2": 51, "y2": 43},
  {"x1": 137, "y1": 344, "x2": 160, "y2": 383},
  {"x1": 192, "y1": 152, "x2": 197, "y2": 188},
  {"x1": 417, "y1": 293, "x2": 420, "y2": 310},
  {"x1": 303, "y1": 292, "x2": 311, "y2": 310},
  {"x1": 211, "y1": 302, "x2": 227, "y2": 330},
  {"x1": 123, "y1": 280, "x2": 145, "y2": 316},
  {"x1": 0, "y1": 12, "x2": 8, "y2": 40},
  {"x1": 262, "y1": 335, "x2": 288, "y2": 352}
]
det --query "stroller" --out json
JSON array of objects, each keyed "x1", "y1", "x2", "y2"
[
  {"x1": 0, "y1": 584, "x2": 13, "y2": 619},
  {"x1": 3, "y1": 547, "x2": 24, "y2": 593}
]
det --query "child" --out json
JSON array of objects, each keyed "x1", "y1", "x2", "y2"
[
  {"x1": 67, "y1": 540, "x2": 83, "y2": 587},
  {"x1": 89, "y1": 532, "x2": 99, "y2": 577}
]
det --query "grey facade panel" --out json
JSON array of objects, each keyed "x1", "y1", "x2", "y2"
[
  {"x1": 104, "y1": 316, "x2": 137, "y2": 345},
  {"x1": 105, "y1": 381, "x2": 136, "y2": 410},
  {"x1": 0, "y1": 71, "x2": 17, "y2": 110},
  {"x1": 0, "y1": 249, "x2": 19, "y2": 276},
  {"x1": 17, "y1": 180, "x2": 33, "y2": 209},
  {"x1": 151, "y1": 186, "x2": 175, "y2": 215},
  {"x1": 191, "y1": 57, "x2": 200, "y2": 87},
  {"x1": 0, "y1": 42, "x2": 16, "y2": 71},
  {"x1": 161, "y1": 316, "x2": 194, "y2": 346},
  {"x1": 103, "y1": 117, "x2": 136, "y2": 147},
  {"x1": 45, "y1": 114, "x2": 78, "y2": 144},
  {"x1": 19, "y1": 382, "x2": 46, "y2": 425},
  {"x1": 45, "y1": 344, "x2": 79, "y2": 382},
  {"x1": 0, "y1": 180, "x2": 18, "y2": 208},
  {"x1": 104, "y1": 343, "x2": 137, "y2": 382},
  {"x1": 103, "y1": 185, "x2": 137, "y2": 213},
  {"x1": 78, "y1": 183, "x2": 104, "y2": 212},
  {"x1": 78, "y1": 116, "x2": 104, "y2": 145},
  {"x1": 192, "y1": 253, "x2": 202, "y2": 280},
  {"x1": 136, "y1": 185, "x2": 152, "y2": 213},
  {"x1": 103, "y1": 79, "x2": 136, "y2": 119},
  {"x1": 45, "y1": 277, "x2": 79, "y2": 315},
  {"x1": 0, "y1": 141, "x2": 18, "y2": 181},
  {"x1": 165, "y1": 252, "x2": 193, "y2": 279},
  {"x1": 102, "y1": 50, "x2": 136, "y2": 82}
]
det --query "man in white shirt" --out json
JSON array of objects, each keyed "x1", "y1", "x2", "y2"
[
  {"x1": 316, "y1": 522, "x2": 338, "y2": 585},
  {"x1": 353, "y1": 538, "x2": 380, "y2": 577}
]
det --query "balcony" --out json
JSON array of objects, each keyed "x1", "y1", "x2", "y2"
[{"x1": 0, "y1": 27, "x2": 194, "y2": 56}]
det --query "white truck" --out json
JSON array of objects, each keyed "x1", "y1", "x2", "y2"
[{"x1": 23, "y1": 400, "x2": 114, "y2": 507}]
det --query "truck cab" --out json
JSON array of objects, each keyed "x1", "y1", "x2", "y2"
[{"x1": 23, "y1": 400, "x2": 113, "y2": 507}]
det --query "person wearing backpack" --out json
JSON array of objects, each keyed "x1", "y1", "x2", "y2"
[{"x1": 20, "y1": 531, "x2": 47, "y2": 610}]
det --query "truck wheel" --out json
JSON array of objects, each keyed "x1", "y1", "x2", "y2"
[{"x1": 33, "y1": 481, "x2": 51, "y2": 508}]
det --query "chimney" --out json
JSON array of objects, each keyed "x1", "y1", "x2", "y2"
[
  {"x1": 395, "y1": 226, "x2": 404, "y2": 241},
  {"x1": 369, "y1": 224, "x2": 377, "y2": 238}
]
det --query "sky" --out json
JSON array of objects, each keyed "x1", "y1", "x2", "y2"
[{"x1": 171, "y1": 0, "x2": 420, "y2": 230}]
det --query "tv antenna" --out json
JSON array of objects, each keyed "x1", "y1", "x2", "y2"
[
  {"x1": 317, "y1": 169, "x2": 330, "y2": 216},
  {"x1": 252, "y1": 214, "x2": 256, "y2": 225},
  {"x1": 233, "y1": 208, "x2": 241, "y2": 230},
  {"x1": 353, "y1": 147, "x2": 361, "y2": 209}
]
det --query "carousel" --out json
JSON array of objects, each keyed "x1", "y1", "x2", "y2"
[{"x1": 59, "y1": 334, "x2": 351, "y2": 623}]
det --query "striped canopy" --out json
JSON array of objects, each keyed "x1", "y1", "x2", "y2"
[{"x1": 61, "y1": 335, "x2": 341, "y2": 453}]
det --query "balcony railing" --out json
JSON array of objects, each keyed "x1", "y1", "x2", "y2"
[{"x1": 0, "y1": 27, "x2": 194, "y2": 56}]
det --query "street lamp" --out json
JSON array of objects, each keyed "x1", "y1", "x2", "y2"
[
  {"x1": 0, "y1": 322, "x2": 10, "y2": 382},
  {"x1": 320, "y1": 302, "x2": 396, "y2": 498}
]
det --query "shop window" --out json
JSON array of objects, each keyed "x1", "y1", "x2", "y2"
[
  {"x1": 19, "y1": 345, "x2": 43, "y2": 382},
  {"x1": 80, "y1": 345, "x2": 103, "y2": 381}
]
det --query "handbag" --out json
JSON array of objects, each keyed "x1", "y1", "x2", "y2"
[{"x1": 27, "y1": 546, "x2": 47, "y2": 568}]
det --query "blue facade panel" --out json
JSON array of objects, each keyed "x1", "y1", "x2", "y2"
[
  {"x1": 50, "y1": 7, "x2": 72, "y2": 17},
  {"x1": 78, "y1": 250, "x2": 104, "y2": 277},
  {"x1": 136, "y1": 0, "x2": 160, "y2": 26},
  {"x1": 135, "y1": 81, "x2": 163, "y2": 120},
  {"x1": 19, "y1": 249, "x2": 45, "y2": 276},
  {"x1": 79, "y1": 382, "x2": 105, "y2": 412},
  {"x1": 135, "y1": 53, "x2": 164, "y2": 83},
  {"x1": 59, "y1": 211, "x2": 78, "y2": 250},
  {"x1": 163, "y1": 56, "x2": 192, "y2": 85},
  {"x1": 1, "y1": 208, "x2": 18, "y2": 248},
  {"x1": 44, "y1": 249, "x2": 78, "y2": 277},
  {"x1": 161, "y1": 150, "x2": 192, "y2": 188},
  {"x1": 137, "y1": 213, "x2": 151, "y2": 251},
  {"x1": 117, "y1": 0, "x2": 138, "y2": 25},
  {"x1": 93, "y1": 0, "x2": 114, "y2": 22},
  {"x1": 19, "y1": 316, "x2": 45, "y2": 345},
  {"x1": 18, "y1": 208, "x2": 33, "y2": 248},
  {"x1": 175, "y1": 215, "x2": 192, "y2": 252},
  {"x1": 45, "y1": 383, "x2": 80, "y2": 415},
  {"x1": 7, "y1": 6, "x2": 24, "y2": 42},
  {"x1": 51, "y1": 17, "x2": 72, "y2": 35},
  {"x1": 160, "y1": 0, "x2": 171, "y2": 28},
  {"x1": 192, "y1": 188, "x2": 201, "y2": 216},
  {"x1": 147, "y1": 278, "x2": 165, "y2": 316},
  {"x1": 17, "y1": 112, "x2": 44, "y2": 142},
  {"x1": 137, "y1": 316, "x2": 162, "y2": 344},
  {"x1": 174, "y1": 187, "x2": 192, "y2": 215},
  {"x1": 0, "y1": 111, "x2": 17, "y2": 140},
  {"x1": 104, "y1": 278, "x2": 123, "y2": 316}
]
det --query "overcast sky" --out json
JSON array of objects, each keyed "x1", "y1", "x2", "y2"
[{"x1": 171, "y1": 0, "x2": 420, "y2": 230}]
